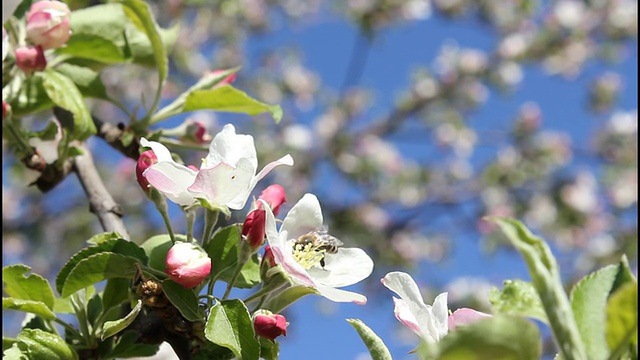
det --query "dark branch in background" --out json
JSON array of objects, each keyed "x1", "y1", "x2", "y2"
[
  {"x1": 340, "y1": 30, "x2": 372, "y2": 94},
  {"x1": 92, "y1": 114, "x2": 142, "y2": 161},
  {"x1": 72, "y1": 142, "x2": 130, "y2": 240}
]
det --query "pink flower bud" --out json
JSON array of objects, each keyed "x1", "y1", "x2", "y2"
[
  {"x1": 257, "y1": 184, "x2": 286, "y2": 216},
  {"x1": 242, "y1": 209, "x2": 266, "y2": 248},
  {"x1": 448, "y1": 308, "x2": 492, "y2": 331},
  {"x1": 211, "y1": 69, "x2": 237, "y2": 87},
  {"x1": 2, "y1": 101, "x2": 9, "y2": 119},
  {"x1": 26, "y1": 1, "x2": 71, "y2": 50},
  {"x1": 182, "y1": 120, "x2": 211, "y2": 145},
  {"x1": 15, "y1": 46, "x2": 47, "y2": 75},
  {"x1": 253, "y1": 312, "x2": 287, "y2": 340},
  {"x1": 136, "y1": 150, "x2": 158, "y2": 193},
  {"x1": 262, "y1": 245, "x2": 277, "y2": 268},
  {"x1": 165, "y1": 242, "x2": 212, "y2": 288}
]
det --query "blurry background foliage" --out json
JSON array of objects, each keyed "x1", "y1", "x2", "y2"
[{"x1": 2, "y1": 0, "x2": 637, "y2": 355}]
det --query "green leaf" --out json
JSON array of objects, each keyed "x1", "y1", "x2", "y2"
[
  {"x1": 2, "y1": 298, "x2": 56, "y2": 321},
  {"x1": 570, "y1": 264, "x2": 619, "y2": 360},
  {"x1": 184, "y1": 87, "x2": 283, "y2": 123},
  {"x1": 2, "y1": 342, "x2": 26, "y2": 360},
  {"x1": 56, "y1": 238, "x2": 147, "y2": 294},
  {"x1": 52, "y1": 297, "x2": 74, "y2": 314},
  {"x1": 54, "y1": 64, "x2": 110, "y2": 100},
  {"x1": 61, "y1": 253, "x2": 142, "y2": 298},
  {"x1": 2, "y1": 265, "x2": 55, "y2": 309},
  {"x1": 120, "y1": 0, "x2": 168, "y2": 116},
  {"x1": 489, "y1": 279, "x2": 548, "y2": 324},
  {"x1": 40, "y1": 69, "x2": 96, "y2": 140},
  {"x1": 347, "y1": 319, "x2": 392, "y2": 360},
  {"x1": 109, "y1": 331, "x2": 161, "y2": 358},
  {"x1": 9, "y1": 75, "x2": 52, "y2": 118},
  {"x1": 16, "y1": 329, "x2": 78, "y2": 360},
  {"x1": 606, "y1": 282, "x2": 638, "y2": 358},
  {"x1": 102, "y1": 278, "x2": 132, "y2": 311},
  {"x1": 101, "y1": 300, "x2": 143, "y2": 340},
  {"x1": 205, "y1": 299, "x2": 260, "y2": 360},
  {"x1": 264, "y1": 285, "x2": 318, "y2": 313},
  {"x1": 487, "y1": 217, "x2": 588, "y2": 360},
  {"x1": 57, "y1": 34, "x2": 127, "y2": 63},
  {"x1": 437, "y1": 315, "x2": 541, "y2": 360},
  {"x1": 162, "y1": 280, "x2": 203, "y2": 322},
  {"x1": 125, "y1": 22, "x2": 179, "y2": 67},
  {"x1": 140, "y1": 234, "x2": 184, "y2": 272},
  {"x1": 152, "y1": 67, "x2": 241, "y2": 122},
  {"x1": 206, "y1": 225, "x2": 261, "y2": 289},
  {"x1": 258, "y1": 337, "x2": 279, "y2": 360}
]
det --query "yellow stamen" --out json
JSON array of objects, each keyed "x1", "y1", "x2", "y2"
[{"x1": 291, "y1": 242, "x2": 326, "y2": 270}]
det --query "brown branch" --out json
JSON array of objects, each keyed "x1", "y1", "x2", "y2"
[
  {"x1": 72, "y1": 142, "x2": 130, "y2": 239},
  {"x1": 93, "y1": 115, "x2": 142, "y2": 161}
]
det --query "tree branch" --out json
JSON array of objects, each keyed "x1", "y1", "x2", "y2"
[{"x1": 72, "y1": 142, "x2": 130, "y2": 239}]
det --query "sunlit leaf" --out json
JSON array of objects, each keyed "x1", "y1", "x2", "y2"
[
  {"x1": 40, "y1": 69, "x2": 96, "y2": 140},
  {"x1": 184, "y1": 87, "x2": 283, "y2": 123},
  {"x1": 438, "y1": 315, "x2": 541, "y2": 360},
  {"x1": 2, "y1": 298, "x2": 56, "y2": 321},
  {"x1": 347, "y1": 318, "x2": 392, "y2": 360},
  {"x1": 61, "y1": 253, "x2": 142, "y2": 298},
  {"x1": 2, "y1": 265, "x2": 55, "y2": 309},
  {"x1": 101, "y1": 300, "x2": 142, "y2": 340},
  {"x1": 489, "y1": 279, "x2": 548, "y2": 324},
  {"x1": 205, "y1": 299, "x2": 259, "y2": 360}
]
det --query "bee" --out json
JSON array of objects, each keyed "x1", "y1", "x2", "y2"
[{"x1": 294, "y1": 226, "x2": 344, "y2": 268}]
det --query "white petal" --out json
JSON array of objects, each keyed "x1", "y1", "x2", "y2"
[
  {"x1": 393, "y1": 298, "x2": 423, "y2": 337},
  {"x1": 307, "y1": 248, "x2": 374, "y2": 288},
  {"x1": 315, "y1": 284, "x2": 367, "y2": 304},
  {"x1": 270, "y1": 236, "x2": 315, "y2": 287},
  {"x1": 206, "y1": 124, "x2": 257, "y2": 170},
  {"x1": 281, "y1": 194, "x2": 324, "y2": 239},
  {"x1": 143, "y1": 162, "x2": 197, "y2": 206},
  {"x1": 262, "y1": 200, "x2": 315, "y2": 287},
  {"x1": 188, "y1": 159, "x2": 255, "y2": 209},
  {"x1": 140, "y1": 138, "x2": 174, "y2": 162},
  {"x1": 431, "y1": 292, "x2": 449, "y2": 340},
  {"x1": 381, "y1": 272, "x2": 433, "y2": 341},
  {"x1": 226, "y1": 154, "x2": 294, "y2": 210}
]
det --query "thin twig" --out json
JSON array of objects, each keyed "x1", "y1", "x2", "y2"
[{"x1": 72, "y1": 142, "x2": 130, "y2": 239}]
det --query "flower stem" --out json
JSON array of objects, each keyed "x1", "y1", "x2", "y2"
[
  {"x1": 149, "y1": 188, "x2": 175, "y2": 243},
  {"x1": 185, "y1": 206, "x2": 197, "y2": 243},
  {"x1": 202, "y1": 209, "x2": 219, "y2": 249}
]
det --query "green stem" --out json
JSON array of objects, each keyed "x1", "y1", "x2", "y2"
[
  {"x1": 222, "y1": 264, "x2": 243, "y2": 300},
  {"x1": 244, "y1": 282, "x2": 287, "y2": 305},
  {"x1": 149, "y1": 188, "x2": 175, "y2": 243},
  {"x1": 185, "y1": 206, "x2": 196, "y2": 243},
  {"x1": 70, "y1": 291, "x2": 94, "y2": 347},
  {"x1": 202, "y1": 209, "x2": 219, "y2": 249}
]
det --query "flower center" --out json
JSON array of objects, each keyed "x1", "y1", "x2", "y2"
[{"x1": 291, "y1": 241, "x2": 325, "y2": 270}]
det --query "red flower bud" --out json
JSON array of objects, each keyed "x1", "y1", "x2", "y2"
[
  {"x1": 136, "y1": 150, "x2": 158, "y2": 193},
  {"x1": 165, "y1": 242, "x2": 212, "y2": 288},
  {"x1": 211, "y1": 69, "x2": 237, "y2": 87},
  {"x1": 262, "y1": 245, "x2": 277, "y2": 268},
  {"x1": 15, "y1": 46, "x2": 47, "y2": 75},
  {"x1": 26, "y1": 1, "x2": 71, "y2": 50},
  {"x1": 253, "y1": 312, "x2": 287, "y2": 340},
  {"x1": 242, "y1": 209, "x2": 266, "y2": 248},
  {"x1": 257, "y1": 184, "x2": 286, "y2": 216},
  {"x1": 2, "y1": 101, "x2": 9, "y2": 119},
  {"x1": 182, "y1": 120, "x2": 211, "y2": 145}
]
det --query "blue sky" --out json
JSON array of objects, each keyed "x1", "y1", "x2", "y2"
[
  {"x1": 239, "y1": 8, "x2": 637, "y2": 360},
  {"x1": 2, "y1": 4, "x2": 637, "y2": 360}
]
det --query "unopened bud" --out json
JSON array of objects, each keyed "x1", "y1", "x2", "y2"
[
  {"x1": 242, "y1": 209, "x2": 266, "y2": 249},
  {"x1": 15, "y1": 46, "x2": 47, "y2": 75},
  {"x1": 26, "y1": 1, "x2": 72, "y2": 50},
  {"x1": 165, "y1": 242, "x2": 212, "y2": 288},
  {"x1": 257, "y1": 184, "x2": 286, "y2": 216},
  {"x1": 253, "y1": 310, "x2": 288, "y2": 340},
  {"x1": 211, "y1": 69, "x2": 237, "y2": 87},
  {"x1": 136, "y1": 150, "x2": 158, "y2": 193}
]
